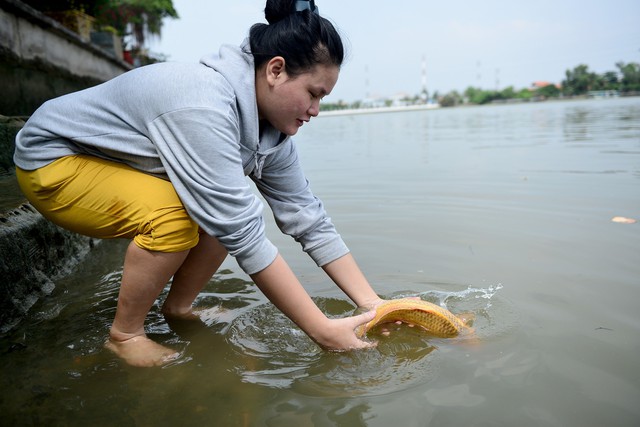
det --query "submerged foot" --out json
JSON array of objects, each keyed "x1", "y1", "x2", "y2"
[
  {"x1": 105, "y1": 335, "x2": 179, "y2": 367},
  {"x1": 163, "y1": 305, "x2": 231, "y2": 323},
  {"x1": 161, "y1": 305, "x2": 200, "y2": 320}
]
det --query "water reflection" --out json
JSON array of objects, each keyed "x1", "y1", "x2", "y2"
[
  {"x1": 227, "y1": 297, "x2": 438, "y2": 396},
  {"x1": 227, "y1": 286, "x2": 508, "y2": 397},
  {"x1": 2, "y1": 98, "x2": 639, "y2": 425}
]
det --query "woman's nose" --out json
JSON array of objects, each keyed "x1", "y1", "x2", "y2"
[{"x1": 308, "y1": 99, "x2": 320, "y2": 116}]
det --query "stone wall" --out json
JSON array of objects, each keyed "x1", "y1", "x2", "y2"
[
  {"x1": 0, "y1": 115, "x2": 23, "y2": 174},
  {"x1": 0, "y1": 204, "x2": 95, "y2": 333},
  {"x1": 0, "y1": 116, "x2": 95, "y2": 333},
  {"x1": 0, "y1": 0, "x2": 131, "y2": 116},
  {"x1": 0, "y1": 0, "x2": 131, "y2": 331}
]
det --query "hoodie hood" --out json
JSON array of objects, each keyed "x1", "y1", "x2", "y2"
[
  {"x1": 199, "y1": 39, "x2": 283, "y2": 178},
  {"x1": 200, "y1": 38, "x2": 257, "y2": 141}
]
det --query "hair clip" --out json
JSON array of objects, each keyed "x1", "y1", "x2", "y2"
[{"x1": 295, "y1": 0, "x2": 319, "y2": 14}]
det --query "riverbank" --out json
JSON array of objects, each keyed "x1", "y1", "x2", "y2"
[
  {"x1": 319, "y1": 92, "x2": 640, "y2": 117},
  {"x1": 0, "y1": 115, "x2": 95, "y2": 333},
  {"x1": 320, "y1": 103, "x2": 440, "y2": 117}
]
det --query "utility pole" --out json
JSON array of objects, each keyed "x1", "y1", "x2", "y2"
[
  {"x1": 365, "y1": 64, "x2": 370, "y2": 100},
  {"x1": 421, "y1": 54, "x2": 428, "y2": 102}
]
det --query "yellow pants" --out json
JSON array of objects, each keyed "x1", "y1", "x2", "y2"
[{"x1": 16, "y1": 155, "x2": 199, "y2": 253}]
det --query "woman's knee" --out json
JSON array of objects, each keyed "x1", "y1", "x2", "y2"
[{"x1": 134, "y1": 206, "x2": 200, "y2": 253}]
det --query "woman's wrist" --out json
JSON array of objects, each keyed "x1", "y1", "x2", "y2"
[
  {"x1": 322, "y1": 253, "x2": 380, "y2": 306},
  {"x1": 303, "y1": 315, "x2": 335, "y2": 348},
  {"x1": 358, "y1": 296, "x2": 385, "y2": 310}
]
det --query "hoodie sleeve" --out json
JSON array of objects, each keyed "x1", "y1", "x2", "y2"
[
  {"x1": 251, "y1": 138, "x2": 349, "y2": 267},
  {"x1": 147, "y1": 103, "x2": 278, "y2": 275}
]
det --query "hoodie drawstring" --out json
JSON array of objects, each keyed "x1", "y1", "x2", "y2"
[{"x1": 253, "y1": 152, "x2": 267, "y2": 179}]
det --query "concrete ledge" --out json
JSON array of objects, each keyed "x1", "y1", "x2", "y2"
[
  {"x1": 0, "y1": 203, "x2": 96, "y2": 333},
  {"x1": 0, "y1": 116, "x2": 96, "y2": 333},
  {"x1": 0, "y1": 115, "x2": 24, "y2": 174},
  {"x1": 0, "y1": 0, "x2": 131, "y2": 77},
  {"x1": 0, "y1": 0, "x2": 130, "y2": 330},
  {"x1": 0, "y1": 0, "x2": 131, "y2": 115}
]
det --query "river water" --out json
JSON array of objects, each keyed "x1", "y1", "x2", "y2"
[{"x1": 1, "y1": 97, "x2": 639, "y2": 426}]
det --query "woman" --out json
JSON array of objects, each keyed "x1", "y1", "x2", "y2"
[{"x1": 14, "y1": 0, "x2": 384, "y2": 367}]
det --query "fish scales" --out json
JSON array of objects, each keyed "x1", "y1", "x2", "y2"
[{"x1": 356, "y1": 299, "x2": 470, "y2": 338}]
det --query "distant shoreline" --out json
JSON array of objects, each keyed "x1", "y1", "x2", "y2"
[
  {"x1": 319, "y1": 93, "x2": 640, "y2": 117},
  {"x1": 319, "y1": 103, "x2": 440, "y2": 117}
]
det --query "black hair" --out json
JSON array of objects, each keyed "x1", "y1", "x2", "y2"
[{"x1": 249, "y1": 0, "x2": 344, "y2": 76}]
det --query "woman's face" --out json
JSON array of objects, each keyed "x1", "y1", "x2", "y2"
[{"x1": 257, "y1": 59, "x2": 339, "y2": 136}]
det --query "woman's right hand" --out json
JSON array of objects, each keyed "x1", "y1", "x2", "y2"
[
  {"x1": 252, "y1": 254, "x2": 379, "y2": 351},
  {"x1": 311, "y1": 309, "x2": 378, "y2": 351}
]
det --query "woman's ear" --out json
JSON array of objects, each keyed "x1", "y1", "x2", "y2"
[{"x1": 265, "y1": 56, "x2": 287, "y2": 86}]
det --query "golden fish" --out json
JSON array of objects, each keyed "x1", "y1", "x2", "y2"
[{"x1": 355, "y1": 298, "x2": 473, "y2": 338}]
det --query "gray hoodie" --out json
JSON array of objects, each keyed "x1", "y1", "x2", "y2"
[{"x1": 14, "y1": 40, "x2": 348, "y2": 275}]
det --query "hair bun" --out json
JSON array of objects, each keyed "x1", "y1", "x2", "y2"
[
  {"x1": 264, "y1": 0, "x2": 295, "y2": 25},
  {"x1": 250, "y1": 0, "x2": 343, "y2": 75},
  {"x1": 264, "y1": 0, "x2": 318, "y2": 24}
]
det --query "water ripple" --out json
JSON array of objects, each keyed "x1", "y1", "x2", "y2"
[{"x1": 226, "y1": 287, "x2": 512, "y2": 397}]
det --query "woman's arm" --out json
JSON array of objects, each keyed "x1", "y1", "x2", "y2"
[
  {"x1": 250, "y1": 254, "x2": 377, "y2": 350},
  {"x1": 321, "y1": 253, "x2": 384, "y2": 309}
]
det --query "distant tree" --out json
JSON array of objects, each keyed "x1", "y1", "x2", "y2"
[
  {"x1": 439, "y1": 91, "x2": 462, "y2": 107},
  {"x1": 92, "y1": 0, "x2": 179, "y2": 50},
  {"x1": 600, "y1": 71, "x2": 619, "y2": 90},
  {"x1": 21, "y1": 0, "x2": 178, "y2": 52},
  {"x1": 464, "y1": 87, "x2": 486, "y2": 104},
  {"x1": 516, "y1": 88, "x2": 533, "y2": 99},
  {"x1": 499, "y1": 86, "x2": 516, "y2": 100},
  {"x1": 466, "y1": 87, "x2": 508, "y2": 104},
  {"x1": 617, "y1": 62, "x2": 640, "y2": 92},
  {"x1": 536, "y1": 84, "x2": 560, "y2": 98},
  {"x1": 562, "y1": 64, "x2": 599, "y2": 95}
]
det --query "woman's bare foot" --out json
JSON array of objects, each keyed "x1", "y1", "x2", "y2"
[
  {"x1": 164, "y1": 305, "x2": 233, "y2": 325},
  {"x1": 161, "y1": 304, "x2": 200, "y2": 320},
  {"x1": 105, "y1": 335, "x2": 179, "y2": 367}
]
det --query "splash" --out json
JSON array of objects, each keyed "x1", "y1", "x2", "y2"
[
  {"x1": 226, "y1": 284, "x2": 513, "y2": 397},
  {"x1": 420, "y1": 283, "x2": 504, "y2": 309},
  {"x1": 227, "y1": 301, "x2": 440, "y2": 397}
]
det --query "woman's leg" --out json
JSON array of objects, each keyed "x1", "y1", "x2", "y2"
[
  {"x1": 110, "y1": 234, "x2": 228, "y2": 365},
  {"x1": 17, "y1": 156, "x2": 201, "y2": 367},
  {"x1": 162, "y1": 233, "x2": 228, "y2": 317},
  {"x1": 106, "y1": 242, "x2": 189, "y2": 367}
]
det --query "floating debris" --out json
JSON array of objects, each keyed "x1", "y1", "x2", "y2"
[{"x1": 611, "y1": 216, "x2": 636, "y2": 224}]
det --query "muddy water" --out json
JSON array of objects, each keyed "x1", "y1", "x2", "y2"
[{"x1": 1, "y1": 97, "x2": 639, "y2": 426}]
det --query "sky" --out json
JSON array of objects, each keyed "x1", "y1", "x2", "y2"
[{"x1": 150, "y1": 0, "x2": 640, "y2": 103}]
